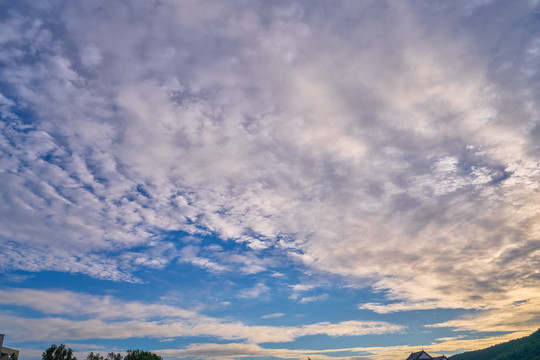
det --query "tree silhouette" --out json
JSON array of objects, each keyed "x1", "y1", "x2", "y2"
[
  {"x1": 42, "y1": 345, "x2": 77, "y2": 360},
  {"x1": 106, "y1": 353, "x2": 122, "y2": 360},
  {"x1": 86, "y1": 353, "x2": 104, "y2": 360},
  {"x1": 124, "y1": 350, "x2": 162, "y2": 360}
]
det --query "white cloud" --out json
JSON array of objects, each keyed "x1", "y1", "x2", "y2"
[
  {"x1": 0, "y1": 288, "x2": 403, "y2": 344},
  {"x1": 1, "y1": 0, "x2": 540, "y2": 340},
  {"x1": 428, "y1": 296, "x2": 540, "y2": 333},
  {"x1": 0, "y1": 288, "x2": 198, "y2": 320},
  {"x1": 290, "y1": 283, "x2": 321, "y2": 300},
  {"x1": 238, "y1": 283, "x2": 269, "y2": 299},
  {"x1": 299, "y1": 294, "x2": 329, "y2": 304},
  {"x1": 178, "y1": 245, "x2": 229, "y2": 273},
  {"x1": 291, "y1": 284, "x2": 316, "y2": 292},
  {"x1": 261, "y1": 313, "x2": 285, "y2": 319},
  {"x1": 80, "y1": 45, "x2": 102, "y2": 67}
]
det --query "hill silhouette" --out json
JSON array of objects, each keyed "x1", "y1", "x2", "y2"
[{"x1": 450, "y1": 329, "x2": 540, "y2": 360}]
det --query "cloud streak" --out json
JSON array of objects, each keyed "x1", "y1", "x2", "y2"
[{"x1": 0, "y1": 288, "x2": 403, "y2": 344}]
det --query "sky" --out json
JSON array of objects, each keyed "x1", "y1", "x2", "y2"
[{"x1": 0, "y1": 0, "x2": 540, "y2": 359}]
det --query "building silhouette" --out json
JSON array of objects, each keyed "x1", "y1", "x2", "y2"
[
  {"x1": 0, "y1": 334, "x2": 19, "y2": 360},
  {"x1": 406, "y1": 350, "x2": 449, "y2": 360}
]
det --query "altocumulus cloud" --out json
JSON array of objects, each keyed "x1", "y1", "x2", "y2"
[{"x1": 1, "y1": 0, "x2": 540, "y2": 358}]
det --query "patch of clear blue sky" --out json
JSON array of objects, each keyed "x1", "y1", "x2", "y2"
[
  {"x1": 2, "y1": 251, "x2": 478, "y2": 355},
  {"x1": 0, "y1": 234, "x2": 495, "y2": 356}
]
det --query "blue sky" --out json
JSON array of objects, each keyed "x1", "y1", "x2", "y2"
[{"x1": 1, "y1": 0, "x2": 540, "y2": 359}]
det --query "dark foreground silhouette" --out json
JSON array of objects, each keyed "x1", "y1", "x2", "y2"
[
  {"x1": 42, "y1": 345, "x2": 162, "y2": 360},
  {"x1": 43, "y1": 330, "x2": 540, "y2": 360},
  {"x1": 450, "y1": 328, "x2": 540, "y2": 360}
]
